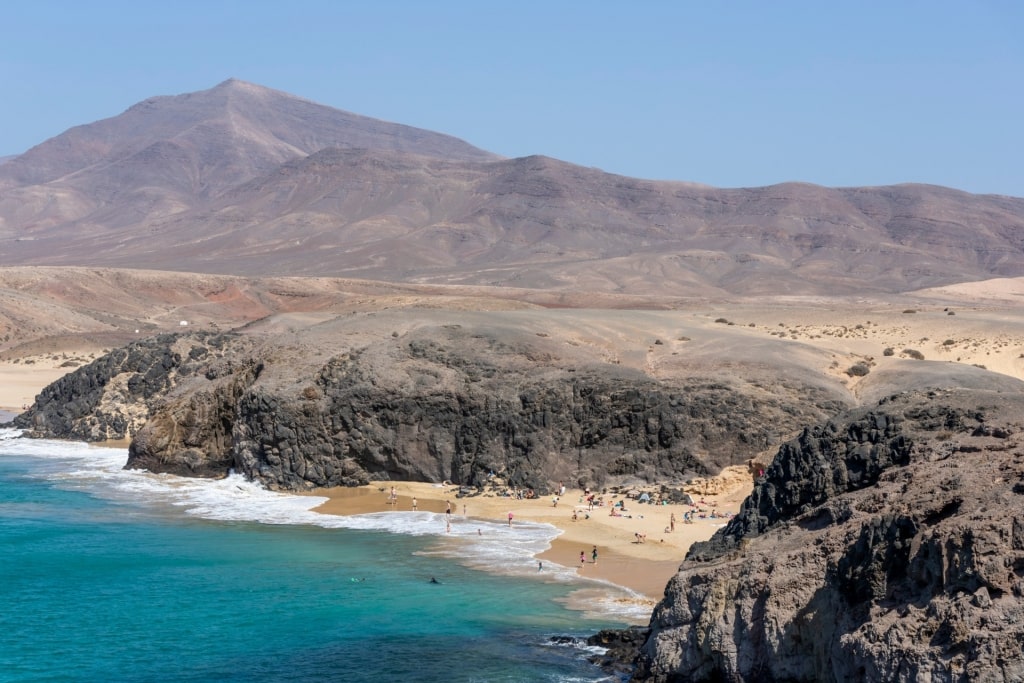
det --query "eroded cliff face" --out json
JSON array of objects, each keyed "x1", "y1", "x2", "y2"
[
  {"x1": 10, "y1": 332, "x2": 252, "y2": 444},
  {"x1": 7, "y1": 326, "x2": 848, "y2": 492},
  {"x1": 634, "y1": 388, "x2": 1024, "y2": 682}
]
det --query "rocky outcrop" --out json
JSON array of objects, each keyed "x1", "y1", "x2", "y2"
[
  {"x1": 634, "y1": 388, "x2": 1024, "y2": 682},
  {"x1": 586, "y1": 626, "x2": 652, "y2": 677},
  {"x1": 5, "y1": 323, "x2": 849, "y2": 491},
  {"x1": 226, "y1": 354, "x2": 842, "y2": 491},
  {"x1": 9, "y1": 331, "x2": 252, "y2": 443}
]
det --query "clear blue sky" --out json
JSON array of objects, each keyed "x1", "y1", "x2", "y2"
[{"x1": 3, "y1": 1, "x2": 1022, "y2": 196}]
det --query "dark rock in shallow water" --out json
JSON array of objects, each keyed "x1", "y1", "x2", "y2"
[
  {"x1": 632, "y1": 387, "x2": 1024, "y2": 682},
  {"x1": 586, "y1": 626, "x2": 651, "y2": 676}
]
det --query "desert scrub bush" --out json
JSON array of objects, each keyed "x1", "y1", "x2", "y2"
[
  {"x1": 846, "y1": 362, "x2": 871, "y2": 377},
  {"x1": 943, "y1": 339, "x2": 955, "y2": 346},
  {"x1": 883, "y1": 347, "x2": 894, "y2": 356},
  {"x1": 902, "y1": 348, "x2": 925, "y2": 360},
  {"x1": 902, "y1": 309, "x2": 917, "y2": 314}
]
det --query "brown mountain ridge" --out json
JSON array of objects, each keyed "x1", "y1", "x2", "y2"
[{"x1": 0, "y1": 80, "x2": 1021, "y2": 296}]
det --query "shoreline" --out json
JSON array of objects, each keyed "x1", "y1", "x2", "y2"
[
  {"x1": 310, "y1": 473, "x2": 750, "y2": 601},
  {"x1": 0, "y1": 355, "x2": 755, "y2": 600}
]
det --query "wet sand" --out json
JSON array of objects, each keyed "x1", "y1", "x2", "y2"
[{"x1": 311, "y1": 474, "x2": 750, "y2": 600}]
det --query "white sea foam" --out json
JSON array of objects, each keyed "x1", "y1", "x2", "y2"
[{"x1": 0, "y1": 429, "x2": 650, "y2": 621}]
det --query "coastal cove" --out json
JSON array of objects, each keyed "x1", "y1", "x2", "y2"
[
  {"x1": 0, "y1": 393, "x2": 746, "y2": 683},
  {"x1": 0, "y1": 433, "x2": 636, "y2": 682},
  {"x1": 1, "y1": 58, "x2": 1023, "y2": 682}
]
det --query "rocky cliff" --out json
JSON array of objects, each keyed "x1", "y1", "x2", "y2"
[
  {"x1": 633, "y1": 387, "x2": 1024, "y2": 682},
  {"x1": 7, "y1": 314, "x2": 849, "y2": 492}
]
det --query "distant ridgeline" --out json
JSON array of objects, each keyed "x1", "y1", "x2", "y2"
[{"x1": 1, "y1": 80, "x2": 1023, "y2": 296}]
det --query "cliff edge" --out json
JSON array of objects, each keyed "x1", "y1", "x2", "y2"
[
  {"x1": 634, "y1": 387, "x2": 1024, "y2": 682},
  {"x1": 7, "y1": 314, "x2": 850, "y2": 492}
]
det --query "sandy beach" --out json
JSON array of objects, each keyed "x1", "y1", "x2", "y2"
[
  {"x1": 0, "y1": 361, "x2": 79, "y2": 412},
  {"x1": 311, "y1": 470, "x2": 752, "y2": 600}
]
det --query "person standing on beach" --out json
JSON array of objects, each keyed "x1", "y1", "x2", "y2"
[
  {"x1": 446, "y1": 500, "x2": 452, "y2": 516},
  {"x1": 670, "y1": 512, "x2": 676, "y2": 532},
  {"x1": 592, "y1": 545, "x2": 598, "y2": 564},
  {"x1": 412, "y1": 497, "x2": 418, "y2": 511},
  {"x1": 508, "y1": 511, "x2": 513, "y2": 527},
  {"x1": 579, "y1": 551, "x2": 586, "y2": 569}
]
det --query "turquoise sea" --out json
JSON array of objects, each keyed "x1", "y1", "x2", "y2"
[{"x1": 0, "y1": 429, "x2": 647, "y2": 682}]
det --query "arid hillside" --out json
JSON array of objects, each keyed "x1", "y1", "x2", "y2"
[{"x1": 0, "y1": 81, "x2": 1021, "y2": 296}]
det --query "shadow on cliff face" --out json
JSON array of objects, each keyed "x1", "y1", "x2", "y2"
[
  {"x1": 7, "y1": 317, "x2": 853, "y2": 493},
  {"x1": 633, "y1": 385, "x2": 1024, "y2": 682},
  {"x1": 684, "y1": 405, "x2": 913, "y2": 564}
]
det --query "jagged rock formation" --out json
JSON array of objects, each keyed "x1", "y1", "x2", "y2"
[
  {"x1": 633, "y1": 387, "x2": 1024, "y2": 682},
  {"x1": 6, "y1": 316, "x2": 849, "y2": 491},
  {"x1": 10, "y1": 331, "x2": 253, "y2": 445}
]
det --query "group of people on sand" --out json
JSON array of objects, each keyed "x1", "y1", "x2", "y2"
[
  {"x1": 680, "y1": 508, "x2": 732, "y2": 523},
  {"x1": 501, "y1": 488, "x2": 536, "y2": 500},
  {"x1": 383, "y1": 481, "x2": 733, "y2": 552},
  {"x1": 577, "y1": 546, "x2": 599, "y2": 570}
]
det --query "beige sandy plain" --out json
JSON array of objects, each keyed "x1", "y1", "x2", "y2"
[
  {"x1": 2, "y1": 277, "x2": 1023, "y2": 604},
  {"x1": 0, "y1": 363, "x2": 81, "y2": 413}
]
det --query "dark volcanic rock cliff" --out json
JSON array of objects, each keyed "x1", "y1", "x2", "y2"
[
  {"x1": 7, "y1": 314, "x2": 849, "y2": 491},
  {"x1": 11, "y1": 332, "x2": 253, "y2": 446},
  {"x1": 634, "y1": 387, "x2": 1024, "y2": 682}
]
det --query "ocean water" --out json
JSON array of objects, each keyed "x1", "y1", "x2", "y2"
[{"x1": 0, "y1": 429, "x2": 646, "y2": 682}]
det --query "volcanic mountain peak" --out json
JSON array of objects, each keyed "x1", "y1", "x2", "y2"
[
  {"x1": 0, "y1": 80, "x2": 1021, "y2": 296},
  {"x1": 0, "y1": 79, "x2": 497, "y2": 190}
]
